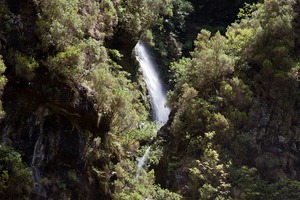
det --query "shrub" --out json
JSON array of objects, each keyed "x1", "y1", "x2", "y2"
[
  {"x1": 14, "y1": 53, "x2": 38, "y2": 80},
  {"x1": 34, "y1": 0, "x2": 84, "y2": 50},
  {"x1": 113, "y1": 159, "x2": 181, "y2": 200},
  {"x1": 0, "y1": 56, "x2": 7, "y2": 118},
  {"x1": 0, "y1": 145, "x2": 32, "y2": 199}
]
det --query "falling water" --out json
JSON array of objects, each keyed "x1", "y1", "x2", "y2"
[
  {"x1": 28, "y1": 111, "x2": 47, "y2": 197},
  {"x1": 136, "y1": 147, "x2": 151, "y2": 181},
  {"x1": 134, "y1": 41, "x2": 170, "y2": 124},
  {"x1": 134, "y1": 41, "x2": 171, "y2": 181},
  {"x1": 31, "y1": 133, "x2": 47, "y2": 197}
]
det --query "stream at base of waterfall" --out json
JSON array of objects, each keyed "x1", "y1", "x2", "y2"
[{"x1": 134, "y1": 41, "x2": 170, "y2": 181}]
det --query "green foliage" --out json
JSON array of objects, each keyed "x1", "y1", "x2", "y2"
[
  {"x1": 140, "y1": 29, "x2": 155, "y2": 46},
  {"x1": 0, "y1": 145, "x2": 32, "y2": 199},
  {"x1": 237, "y1": 3, "x2": 259, "y2": 21},
  {"x1": 227, "y1": 0, "x2": 297, "y2": 109},
  {"x1": 170, "y1": 30, "x2": 234, "y2": 94},
  {"x1": 33, "y1": 0, "x2": 115, "y2": 49},
  {"x1": 33, "y1": 0, "x2": 175, "y2": 48},
  {"x1": 227, "y1": 0, "x2": 295, "y2": 68},
  {"x1": 209, "y1": 113, "x2": 230, "y2": 133},
  {"x1": 231, "y1": 167, "x2": 300, "y2": 200},
  {"x1": 45, "y1": 38, "x2": 109, "y2": 79},
  {"x1": 168, "y1": 0, "x2": 193, "y2": 30},
  {"x1": 119, "y1": 122, "x2": 157, "y2": 154},
  {"x1": 98, "y1": 0, "x2": 118, "y2": 38},
  {"x1": 67, "y1": 170, "x2": 77, "y2": 183},
  {"x1": 230, "y1": 166, "x2": 262, "y2": 199},
  {"x1": 166, "y1": 15, "x2": 238, "y2": 200},
  {"x1": 0, "y1": 2, "x2": 11, "y2": 47},
  {"x1": 108, "y1": 49, "x2": 123, "y2": 61},
  {"x1": 82, "y1": 42, "x2": 150, "y2": 164},
  {"x1": 46, "y1": 43, "x2": 84, "y2": 76},
  {"x1": 165, "y1": 1, "x2": 300, "y2": 199},
  {"x1": 113, "y1": 159, "x2": 181, "y2": 200},
  {"x1": 0, "y1": 56, "x2": 6, "y2": 118},
  {"x1": 233, "y1": 133, "x2": 256, "y2": 164},
  {"x1": 169, "y1": 58, "x2": 192, "y2": 97},
  {"x1": 0, "y1": 1, "x2": 179, "y2": 198},
  {"x1": 116, "y1": 0, "x2": 172, "y2": 39},
  {"x1": 189, "y1": 132, "x2": 231, "y2": 200},
  {"x1": 267, "y1": 180, "x2": 300, "y2": 200},
  {"x1": 0, "y1": 56, "x2": 6, "y2": 86},
  {"x1": 168, "y1": 29, "x2": 239, "y2": 152},
  {"x1": 269, "y1": 71, "x2": 297, "y2": 108},
  {"x1": 92, "y1": 63, "x2": 147, "y2": 136},
  {"x1": 34, "y1": 0, "x2": 84, "y2": 50},
  {"x1": 152, "y1": 0, "x2": 193, "y2": 66},
  {"x1": 0, "y1": 0, "x2": 299, "y2": 199},
  {"x1": 223, "y1": 77, "x2": 252, "y2": 109},
  {"x1": 14, "y1": 52, "x2": 39, "y2": 80}
]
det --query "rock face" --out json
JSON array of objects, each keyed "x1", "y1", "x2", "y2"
[
  {"x1": 248, "y1": 88, "x2": 300, "y2": 181},
  {"x1": 106, "y1": 30, "x2": 139, "y2": 79},
  {"x1": 1, "y1": 69, "x2": 112, "y2": 199}
]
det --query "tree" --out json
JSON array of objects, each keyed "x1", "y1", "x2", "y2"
[
  {"x1": 0, "y1": 56, "x2": 6, "y2": 118},
  {"x1": 116, "y1": 0, "x2": 172, "y2": 39},
  {"x1": 0, "y1": 145, "x2": 32, "y2": 199}
]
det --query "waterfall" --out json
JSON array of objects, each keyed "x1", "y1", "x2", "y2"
[
  {"x1": 136, "y1": 147, "x2": 151, "y2": 181},
  {"x1": 134, "y1": 41, "x2": 171, "y2": 181},
  {"x1": 134, "y1": 41, "x2": 170, "y2": 124},
  {"x1": 31, "y1": 133, "x2": 47, "y2": 197}
]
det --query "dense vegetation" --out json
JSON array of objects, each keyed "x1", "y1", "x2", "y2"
[
  {"x1": 0, "y1": 0, "x2": 299, "y2": 199},
  {"x1": 163, "y1": 0, "x2": 300, "y2": 199}
]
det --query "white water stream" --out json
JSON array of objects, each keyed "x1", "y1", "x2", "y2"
[
  {"x1": 134, "y1": 41, "x2": 170, "y2": 181},
  {"x1": 135, "y1": 41, "x2": 170, "y2": 124},
  {"x1": 136, "y1": 146, "x2": 151, "y2": 180},
  {"x1": 31, "y1": 133, "x2": 47, "y2": 197}
]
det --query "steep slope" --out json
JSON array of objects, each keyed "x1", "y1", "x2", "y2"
[
  {"x1": 0, "y1": 0, "x2": 177, "y2": 199},
  {"x1": 157, "y1": 0, "x2": 300, "y2": 199},
  {"x1": 0, "y1": 0, "x2": 124, "y2": 198}
]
